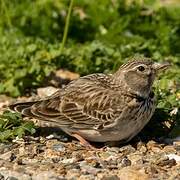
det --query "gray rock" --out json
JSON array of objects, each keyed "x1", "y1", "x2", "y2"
[
  {"x1": 120, "y1": 157, "x2": 131, "y2": 167},
  {"x1": 52, "y1": 143, "x2": 65, "y2": 152},
  {"x1": 101, "y1": 175, "x2": 120, "y2": 180}
]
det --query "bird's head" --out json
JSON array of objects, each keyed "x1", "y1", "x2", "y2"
[{"x1": 113, "y1": 57, "x2": 170, "y2": 98}]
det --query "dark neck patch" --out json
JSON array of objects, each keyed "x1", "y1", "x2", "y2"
[{"x1": 136, "y1": 95, "x2": 146, "y2": 102}]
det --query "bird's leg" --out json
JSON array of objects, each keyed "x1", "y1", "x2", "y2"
[{"x1": 72, "y1": 133, "x2": 95, "y2": 150}]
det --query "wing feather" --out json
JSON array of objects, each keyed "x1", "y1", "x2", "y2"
[{"x1": 10, "y1": 74, "x2": 123, "y2": 130}]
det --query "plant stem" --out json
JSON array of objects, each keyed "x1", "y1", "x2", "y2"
[
  {"x1": 60, "y1": 0, "x2": 74, "y2": 54},
  {"x1": 0, "y1": 0, "x2": 12, "y2": 28}
]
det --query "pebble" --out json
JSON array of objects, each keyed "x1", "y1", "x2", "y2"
[
  {"x1": 9, "y1": 153, "x2": 16, "y2": 162},
  {"x1": 52, "y1": 143, "x2": 65, "y2": 152},
  {"x1": 37, "y1": 86, "x2": 58, "y2": 98},
  {"x1": 173, "y1": 140, "x2": 180, "y2": 146},
  {"x1": 55, "y1": 69, "x2": 79, "y2": 81},
  {"x1": 46, "y1": 134, "x2": 55, "y2": 139},
  {"x1": 118, "y1": 167, "x2": 149, "y2": 180},
  {"x1": 158, "y1": 158, "x2": 176, "y2": 167},
  {"x1": 101, "y1": 175, "x2": 120, "y2": 180},
  {"x1": 0, "y1": 173, "x2": 4, "y2": 180},
  {"x1": 61, "y1": 158, "x2": 76, "y2": 164},
  {"x1": 0, "y1": 170, "x2": 31, "y2": 180},
  {"x1": 144, "y1": 165, "x2": 158, "y2": 175},
  {"x1": 163, "y1": 145, "x2": 176, "y2": 153},
  {"x1": 107, "y1": 147, "x2": 120, "y2": 153},
  {"x1": 46, "y1": 134, "x2": 68, "y2": 142},
  {"x1": 119, "y1": 145, "x2": 136, "y2": 155},
  {"x1": 98, "y1": 151, "x2": 118, "y2": 161},
  {"x1": 137, "y1": 142, "x2": 147, "y2": 153},
  {"x1": 32, "y1": 171, "x2": 64, "y2": 180},
  {"x1": 146, "y1": 140, "x2": 158, "y2": 150},
  {"x1": 128, "y1": 153, "x2": 144, "y2": 165},
  {"x1": 167, "y1": 154, "x2": 180, "y2": 162},
  {"x1": 81, "y1": 165, "x2": 102, "y2": 175},
  {"x1": 120, "y1": 157, "x2": 131, "y2": 167},
  {"x1": 6, "y1": 177, "x2": 18, "y2": 180},
  {"x1": 0, "y1": 144, "x2": 13, "y2": 154},
  {"x1": 152, "y1": 147, "x2": 162, "y2": 154},
  {"x1": 66, "y1": 169, "x2": 80, "y2": 179},
  {"x1": 0, "y1": 151, "x2": 12, "y2": 161},
  {"x1": 79, "y1": 174, "x2": 95, "y2": 180},
  {"x1": 0, "y1": 138, "x2": 179, "y2": 179}
]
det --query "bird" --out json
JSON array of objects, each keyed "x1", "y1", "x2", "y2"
[{"x1": 9, "y1": 57, "x2": 170, "y2": 148}]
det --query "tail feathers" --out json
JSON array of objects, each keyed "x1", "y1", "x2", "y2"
[
  {"x1": 9, "y1": 101, "x2": 64, "y2": 125},
  {"x1": 9, "y1": 101, "x2": 37, "y2": 114},
  {"x1": 21, "y1": 106, "x2": 36, "y2": 117},
  {"x1": 9, "y1": 101, "x2": 55, "y2": 120},
  {"x1": 9, "y1": 101, "x2": 70, "y2": 127}
]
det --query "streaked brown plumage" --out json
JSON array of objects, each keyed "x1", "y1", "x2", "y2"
[{"x1": 10, "y1": 57, "x2": 170, "y2": 144}]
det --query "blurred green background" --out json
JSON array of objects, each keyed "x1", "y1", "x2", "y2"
[{"x1": 0, "y1": 0, "x2": 179, "y2": 140}]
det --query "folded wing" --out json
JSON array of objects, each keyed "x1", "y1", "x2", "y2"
[{"x1": 10, "y1": 75, "x2": 122, "y2": 130}]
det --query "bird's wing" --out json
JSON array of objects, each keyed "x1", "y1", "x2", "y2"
[{"x1": 11, "y1": 75, "x2": 124, "y2": 130}]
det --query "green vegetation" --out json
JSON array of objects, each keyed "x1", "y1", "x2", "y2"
[
  {"x1": 0, "y1": 0, "x2": 179, "y2": 141},
  {"x1": 0, "y1": 111, "x2": 36, "y2": 142}
]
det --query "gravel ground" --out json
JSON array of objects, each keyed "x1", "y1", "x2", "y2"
[{"x1": 0, "y1": 134, "x2": 179, "y2": 180}]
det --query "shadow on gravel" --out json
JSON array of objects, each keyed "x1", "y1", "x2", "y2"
[{"x1": 139, "y1": 108, "x2": 178, "y2": 142}]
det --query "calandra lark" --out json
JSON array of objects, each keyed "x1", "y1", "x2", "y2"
[{"x1": 10, "y1": 57, "x2": 170, "y2": 147}]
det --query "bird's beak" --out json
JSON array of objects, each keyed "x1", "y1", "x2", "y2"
[{"x1": 152, "y1": 62, "x2": 171, "y2": 73}]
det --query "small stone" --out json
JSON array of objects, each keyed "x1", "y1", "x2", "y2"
[
  {"x1": 0, "y1": 144, "x2": 13, "y2": 154},
  {"x1": 0, "y1": 151, "x2": 12, "y2": 161},
  {"x1": 52, "y1": 157, "x2": 61, "y2": 163},
  {"x1": 32, "y1": 171, "x2": 64, "y2": 180},
  {"x1": 166, "y1": 154, "x2": 180, "y2": 162},
  {"x1": 0, "y1": 173, "x2": 4, "y2": 180},
  {"x1": 146, "y1": 140, "x2": 163, "y2": 154},
  {"x1": 81, "y1": 165, "x2": 102, "y2": 175},
  {"x1": 151, "y1": 146, "x2": 162, "y2": 153},
  {"x1": 66, "y1": 169, "x2": 80, "y2": 179},
  {"x1": 144, "y1": 165, "x2": 158, "y2": 175},
  {"x1": 18, "y1": 146, "x2": 26, "y2": 156},
  {"x1": 16, "y1": 158, "x2": 23, "y2": 165},
  {"x1": 120, "y1": 157, "x2": 131, "y2": 167},
  {"x1": 146, "y1": 140, "x2": 159, "y2": 150},
  {"x1": 9, "y1": 153, "x2": 16, "y2": 162},
  {"x1": 101, "y1": 175, "x2": 120, "y2": 180},
  {"x1": 98, "y1": 151, "x2": 113, "y2": 160},
  {"x1": 159, "y1": 158, "x2": 176, "y2": 167},
  {"x1": 173, "y1": 141, "x2": 180, "y2": 146},
  {"x1": 108, "y1": 147, "x2": 120, "y2": 153},
  {"x1": 118, "y1": 167, "x2": 149, "y2": 180},
  {"x1": 128, "y1": 153, "x2": 144, "y2": 165},
  {"x1": 55, "y1": 69, "x2": 79, "y2": 81},
  {"x1": 46, "y1": 134, "x2": 55, "y2": 139},
  {"x1": 119, "y1": 145, "x2": 136, "y2": 155},
  {"x1": 52, "y1": 143, "x2": 65, "y2": 152},
  {"x1": 61, "y1": 158, "x2": 76, "y2": 164},
  {"x1": 6, "y1": 177, "x2": 18, "y2": 180},
  {"x1": 79, "y1": 174, "x2": 95, "y2": 180},
  {"x1": 37, "y1": 86, "x2": 58, "y2": 98},
  {"x1": 53, "y1": 134, "x2": 68, "y2": 142},
  {"x1": 163, "y1": 145, "x2": 176, "y2": 154},
  {"x1": 137, "y1": 142, "x2": 147, "y2": 153},
  {"x1": 151, "y1": 154, "x2": 168, "y2": 164}
]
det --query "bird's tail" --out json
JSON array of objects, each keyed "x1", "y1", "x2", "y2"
[
  {"x1": 9, "y1": 101, "x2": 62, "y2": 128},
  {"x1": 9, "y1": 101, "x2": 38, "y2": 117}
]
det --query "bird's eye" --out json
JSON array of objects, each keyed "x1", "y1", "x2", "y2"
[{"x1": 137, "y1": 66, "x2": 145, "y2": 72}]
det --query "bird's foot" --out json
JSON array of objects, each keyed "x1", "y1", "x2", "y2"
[{"x1": 72, "y1": 133, "x2": 96, "y2": 150}]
